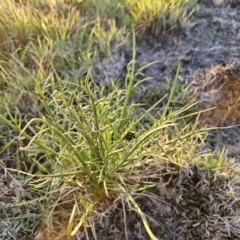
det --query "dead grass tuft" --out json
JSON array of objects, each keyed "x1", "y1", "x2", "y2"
[{"x1": 188, "y1": 61, "x2": 240, "y2": 126}]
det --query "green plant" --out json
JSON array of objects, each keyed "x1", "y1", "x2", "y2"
[
  {"x1": 0, "y1": 32, "x2": 217, "y2": 239},
  {"x1": 2, "y1": 1, "x2": 238, "y2": 240},
  {"x1": 67, "y1": 0, "x2": 197, "y2": 35},
  {"x1": 125, "y1": 0, "x2": 197, "y2": 34}
]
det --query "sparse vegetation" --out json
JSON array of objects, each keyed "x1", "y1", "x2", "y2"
[{"x1": 0, "y1": 1, "x2": 240, "y2": 240}]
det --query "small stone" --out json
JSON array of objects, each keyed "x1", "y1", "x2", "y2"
[{"x1": 213, "y1": 0, "x2": 226, "y2": 7}]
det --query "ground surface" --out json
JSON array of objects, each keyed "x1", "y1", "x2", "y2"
[{"x1": 1, "y1": 1, "x2": 240, "y2": 240}]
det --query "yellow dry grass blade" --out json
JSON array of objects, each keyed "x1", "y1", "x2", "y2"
[{"x1": 120, "y1": 186, "x2": 158, "y2": 240}]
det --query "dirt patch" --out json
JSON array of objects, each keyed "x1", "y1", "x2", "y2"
[{"x1": 95, "y1": 1, "x2": 240, "y2": 87}]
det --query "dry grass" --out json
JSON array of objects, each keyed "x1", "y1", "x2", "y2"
[{"x1": 188, "y1": 61, "x2": 240, "y2": 126}]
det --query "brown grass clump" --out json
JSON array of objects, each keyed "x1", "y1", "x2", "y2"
[{"x1": 188, "y1": 61, "x2": 240, "y2": 127}]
